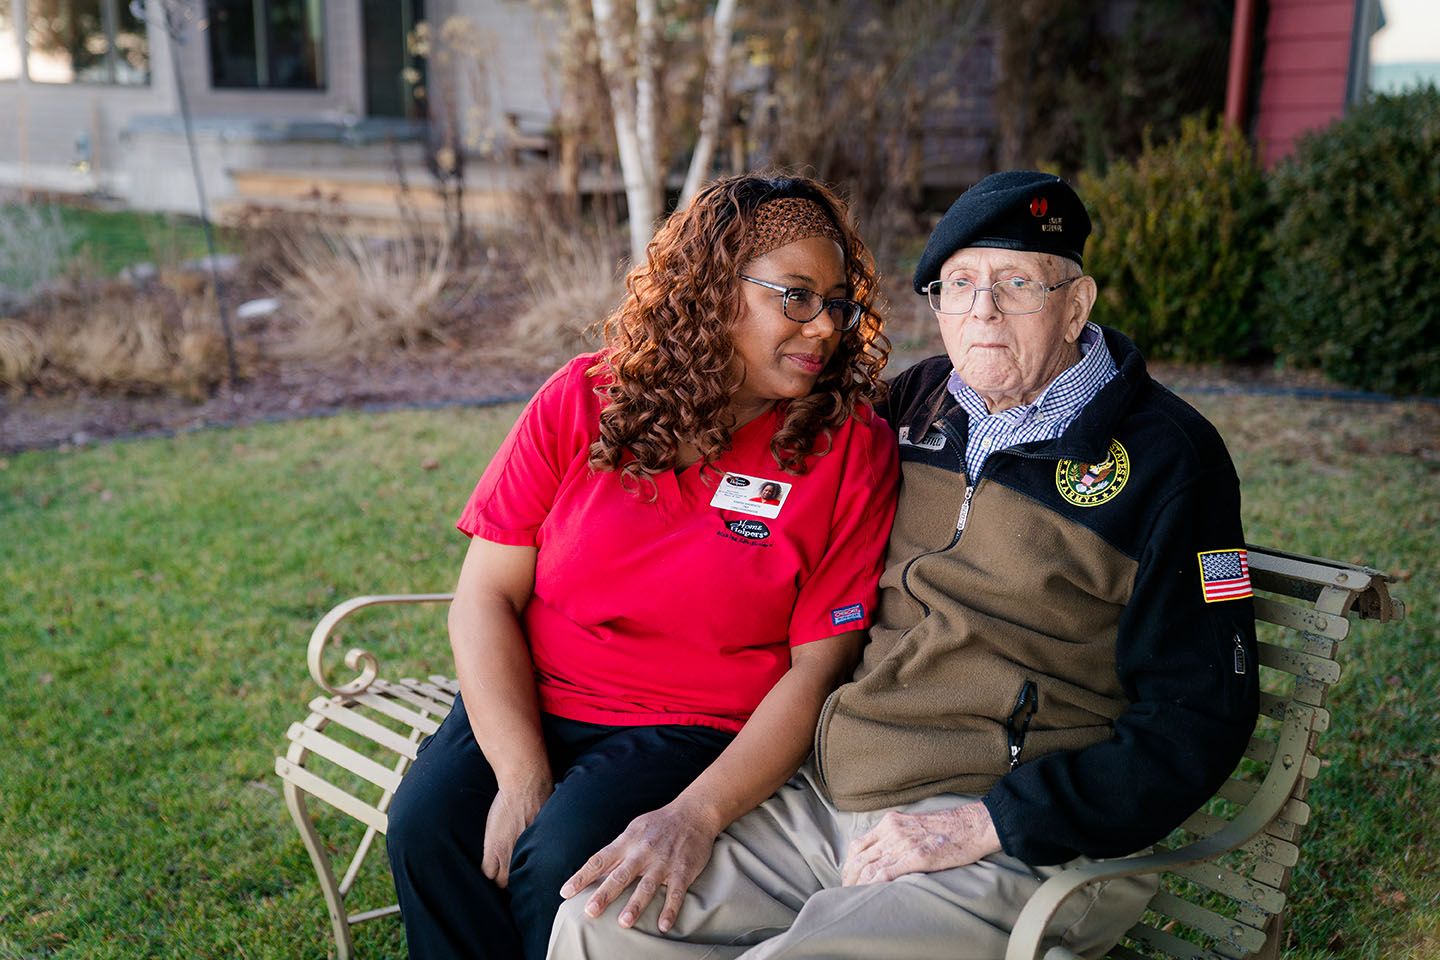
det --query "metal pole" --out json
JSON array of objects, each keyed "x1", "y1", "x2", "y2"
[{"x1": 162, "y1": 1, "x2": 240, "y2": 385}]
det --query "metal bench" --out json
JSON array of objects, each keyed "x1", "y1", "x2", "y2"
[{"x1": 275, "y1": 545, "x2": 1404, "y2": 960}]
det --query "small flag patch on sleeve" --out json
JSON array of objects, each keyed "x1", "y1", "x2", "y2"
[
  {"x1": 1199, "y1": 549, "x2": 1253, "y2": 603},
  {"x1": 831, "y1": 603, "x2": 865, "y2": 626}
]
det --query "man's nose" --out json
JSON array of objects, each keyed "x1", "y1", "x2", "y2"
[{"x1": 968, "y1": 287, "x2": 1002, "y2": 321}]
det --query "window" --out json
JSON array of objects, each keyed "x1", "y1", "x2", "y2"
[
  {"x1": 25, "y1": 0, "x2": 150, "y2": 85},
  {"x1": 208, "y1": 0, "x2": 325, "y2": 90},
  {"x1": 1, "y1": 4, "x2": 19, "y2": 80}
]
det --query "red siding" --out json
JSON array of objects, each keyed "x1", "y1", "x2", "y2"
[{"x1": 1254, "y1": 0, "x2": 1357, "y2": 165}]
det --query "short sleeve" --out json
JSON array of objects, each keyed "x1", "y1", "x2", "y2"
[
  {"x1": 788, "y1": 408, "x2": 900, "y2": 644},
  {"x1": 456, "y1": 354, "x2": 599, "y2": 545}
]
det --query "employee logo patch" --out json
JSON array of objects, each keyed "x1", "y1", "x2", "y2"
[
  {"x1": 1199, "y1": 548, "x2": 1253, "y2": 603},
  {"x1": 1055, "y1": 439, "x2": 1130, "y2": 507},
  {"x1": 725, "y1": 518, "x2": 771, "y2": 541},
  {"x1": 831, "y1": 603, "x2": 864, "y2": 627}
]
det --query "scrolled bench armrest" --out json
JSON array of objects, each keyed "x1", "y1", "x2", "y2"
[
  {"x1": 306, "y1": 593, "x2": 455, "y2": 696},
  {"x1": 1004, "y1": 701, "x2": 1318, "y2": 960}
]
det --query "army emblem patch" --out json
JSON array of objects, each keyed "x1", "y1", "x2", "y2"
[{"x1": 1055, "y1": 439, "x2": 1130, "y2": 507}]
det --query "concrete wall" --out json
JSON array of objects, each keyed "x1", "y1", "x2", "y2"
[
  {"x1": 455, "y1": 0, "x2": 559, "y2": 133},
  {"x1": 0, "y1": 0, "x2": 178, "y2": 197}
]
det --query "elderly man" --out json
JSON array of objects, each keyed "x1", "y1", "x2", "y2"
[{"x1": 548, "y1": 171, "x2": 1259, "y2": 959}]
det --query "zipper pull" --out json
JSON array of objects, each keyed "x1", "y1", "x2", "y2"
[
  {"x1": 1005, "y1": 680, "x2": 1038, "y2": 771},
  {"x1": 957, "y1": 485, "x2": 975, "y2": 532},
  {"x1": 1232, "y1": 633, "x2": 1247, "y2": 675}
]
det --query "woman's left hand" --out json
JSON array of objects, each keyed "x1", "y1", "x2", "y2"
[{"x1": 559, "y1": 800, "x2": 721, "y2": 933}]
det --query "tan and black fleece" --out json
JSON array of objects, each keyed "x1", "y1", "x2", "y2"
[{"x1": 815, "y1": 326, "x2": 1259, "y2": 866}]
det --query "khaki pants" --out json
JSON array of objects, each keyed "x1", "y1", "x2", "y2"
[{"x1": 548, "y1": 764, "x2": 1155, "y2": 960}]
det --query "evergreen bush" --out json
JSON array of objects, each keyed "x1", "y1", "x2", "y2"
[
  {"x1": 1265, "y1": 86, "x2": 1440, "y2": 396},
  {"x1": 1078, "y1": 117, "x2": 1270, "y2": 362}
]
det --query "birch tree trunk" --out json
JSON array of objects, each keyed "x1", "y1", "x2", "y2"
[
  {"x1": 680, "y1": 0, "x2": 739, "y2": 208},
  {"x1": 591, "y1": 0, "x2": 663, "y2": 263}
]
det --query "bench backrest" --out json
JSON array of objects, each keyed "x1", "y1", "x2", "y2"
[{"x1": 1105, "y1": 546, "x2": 1404, "y2": 960}]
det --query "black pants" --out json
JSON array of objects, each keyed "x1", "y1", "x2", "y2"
[{"x1": 386, "y1": 695, "x2": 734, "y2": 960}]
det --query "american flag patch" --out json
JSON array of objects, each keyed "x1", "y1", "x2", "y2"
[{"x1": 1199, "y1": 549, "x2": 1253, "y2": 603}]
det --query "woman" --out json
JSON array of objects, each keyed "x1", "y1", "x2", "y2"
[
  {"x1": 386, "y1": 174, "x2": 899, "y2": 960},
  {"x1": 749, "y1": 481, "x2": 784, "y2": 506}
]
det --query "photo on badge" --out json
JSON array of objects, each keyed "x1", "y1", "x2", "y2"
[{"x1": 709, "y1": 472, "x2": 790, "y2": 519}]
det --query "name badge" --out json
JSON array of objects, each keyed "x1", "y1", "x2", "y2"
[
  {"x1": 898, "y1": 425, "x2": 946, "y2": 450},
  {"x1": 709, "y1": 472, "x2": 790, "y2": 519}
]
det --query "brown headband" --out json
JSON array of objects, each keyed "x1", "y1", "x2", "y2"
[{"x1": 747, "y1": 198, "x2": 846, "y2": 260}]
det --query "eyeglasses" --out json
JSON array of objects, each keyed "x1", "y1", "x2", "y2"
[
  {"x1": 740, "y1": 275, "x2": 864, "y2": 332},
  {"x1": 924, "y1": 276, "x2": 1080, "y2": 316}
]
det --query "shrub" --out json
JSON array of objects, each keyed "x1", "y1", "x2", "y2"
[
  {"x1": 3, "y1": 285, "x2": 230, "y2": 399},
  {"x1": 0, "y1": 318, "x2": 42, "y2": 394},
  {"x1": 272, "y1": 231, "x2": 469, "y2": 359},
  {"x1": 1264, "y1": 86, "x2": 1440, "y2": 396},
  {"x1": 1078, "y1": 117, "x2": 1271, "y2": 362},
  {"x1": 505, "y1": 178, "x2": 622, "y2": 365}
]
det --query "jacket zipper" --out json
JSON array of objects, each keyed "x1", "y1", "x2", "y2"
[
  {"x1": 1232, "y1": 632, "x2": 1247, "y2": 675},
  {"x1": 1005, "y1": 680, "x2": 1038, "y2": 770},
  {"x1": 899, "y1": 420, "x2": 971, "y2": 615}
]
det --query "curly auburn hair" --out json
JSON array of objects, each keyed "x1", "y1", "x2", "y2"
[{"x1": 588, "y1": 174, "x2": 890, "y2": 488}]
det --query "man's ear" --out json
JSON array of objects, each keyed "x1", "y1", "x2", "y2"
[{"x1": 1065, "y1": 275, "x2": 1098, "y2": 342}]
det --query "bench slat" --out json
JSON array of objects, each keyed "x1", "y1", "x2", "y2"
[
  {"x1": 1256, "y1": 643, "x2": 1341, "y2": 684},
  {"x1": 1168, "y1": 861, "x2": 1286, "y2": 914},
  {"x1": 352, "y1": 692, "x2": 443, "y2": 736},
  {"x1": 1145, "y1": 891, "x2": 1267, "y2": 953},
  {"x1": 307, "y1": 697, "x2": 421, "y2": 760},
  {"x1": 428, "y1": 675, "x2": 461, "y2": 693},
  {"x1": 1252, "y1": 596, "x2": 1349, "y2": 640},
  {"x1": 1177, "y1": 810, "x2": 1299, "y2": 867},
  {"x1": 373, "y1": 678, "x2": 455, "y2": 716},
  {"x1": 405, "y1": 678, "x2": 459, "y2": 704},
  {"x1": 1214, "y1": 779, "x2": 1311, "y2": 827},
  {"x1": 1123, "y1": 922, "x2": 1221, "y2": 960},
  {"x1": 287, "y1": 723, "x2": 405, "y2": 794},
  {"x1": 1259, "y1": 691, "x2": 1329, "y2": 732},
  {"x1": 276, "y1": 757, "x2": 388, "y2": 834}
]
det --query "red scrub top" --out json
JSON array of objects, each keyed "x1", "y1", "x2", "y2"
[{"x1": 458, "y1": 352, "x2": 898, "y2": 733}]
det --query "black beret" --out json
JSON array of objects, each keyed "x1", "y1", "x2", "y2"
[{"x1": 912, "y1": 171, "x2": 1092, "y2": 293}]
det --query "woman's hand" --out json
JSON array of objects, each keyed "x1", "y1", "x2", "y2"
[
  {"x1": 559, "y1": 800, "x2": 721, "y2": 933},
  {"x1": 482, "y1": 778, "x2": 553, "y2": 888},
  {"x1": 840, "y1": 801, "x2": 1002, "y2": 886}
]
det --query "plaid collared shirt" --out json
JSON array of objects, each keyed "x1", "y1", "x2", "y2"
[{"x1": 946, "y1": 322, "x2": 1118, "y2": 481}]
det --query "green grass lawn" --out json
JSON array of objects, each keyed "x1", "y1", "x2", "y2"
[
  {"x1": 54, "y1": 206, "x2": 223, "y2": 277},
  {"x1": 1, "y1": 395, "x2": 1436, "y2": 959}
]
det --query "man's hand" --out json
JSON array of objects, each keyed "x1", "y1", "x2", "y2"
[
  {"x1": 559, "y1": 801, "x2": 721, "y2": 933},
  {"x1": 841, "y1": 801, "x2": 1002, "y2": 886},
  {"x1": 482, "y1": 780, "x2": 552, "y2": 888}
]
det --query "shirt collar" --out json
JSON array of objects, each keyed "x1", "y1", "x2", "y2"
[{"x1": 946, "y1": 322, "x2": 1113, "y2": 424}]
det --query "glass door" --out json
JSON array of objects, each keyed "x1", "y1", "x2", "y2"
[{"x1": 362, "y1": 0, "x2": 425, "y2": 118}]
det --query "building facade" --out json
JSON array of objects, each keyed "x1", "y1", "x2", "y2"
[{"x1": 0, "y1": 0, "x2": 556, "y2": 212}]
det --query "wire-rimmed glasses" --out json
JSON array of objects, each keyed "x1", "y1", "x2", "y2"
[{"x1": 924, "y1": 276, "x2": 1080, "y2": 315}]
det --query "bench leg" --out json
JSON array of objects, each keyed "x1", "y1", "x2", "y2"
[{"x1": 284, "y1": 779, "x2": 356, "y2": 960}]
